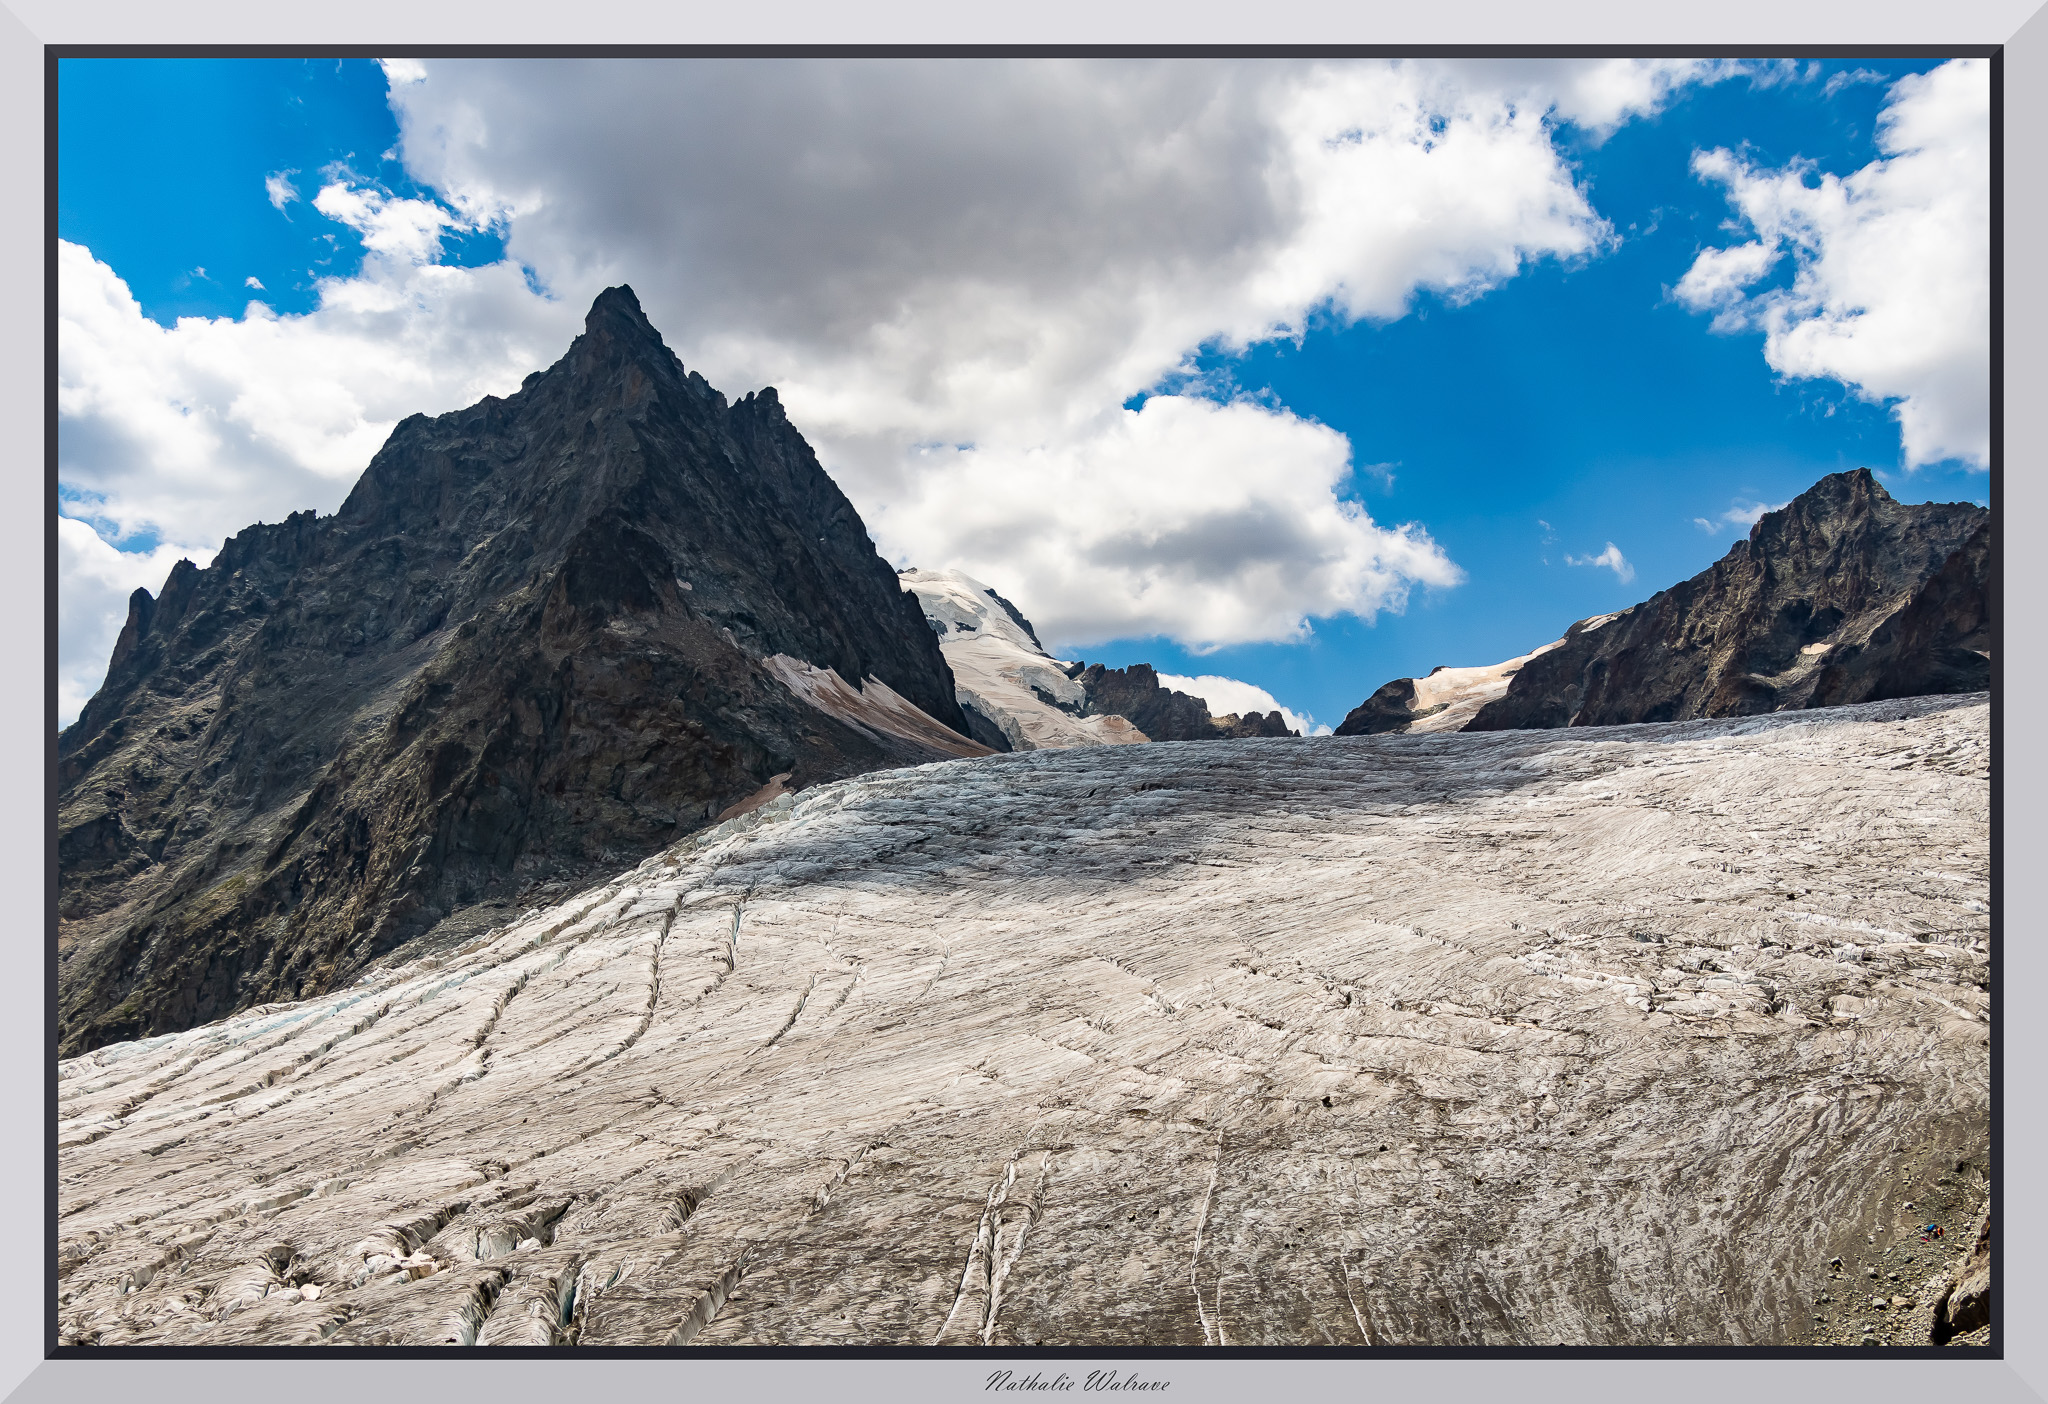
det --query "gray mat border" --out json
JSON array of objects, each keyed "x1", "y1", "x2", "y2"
[{"x1": 8, "y1": 3, "x2": 2037, "y2": 1401}]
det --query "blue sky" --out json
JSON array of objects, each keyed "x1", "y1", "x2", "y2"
[
  {"x1": 57, "y1": 58, "x2": 1990, "y2": 733},
  {"x1": 1097, "y1": 60, "x2": 1987, "y2": 723},
  {"x1": 59, "y1": 58, "x2": 502, "y2": 324}
]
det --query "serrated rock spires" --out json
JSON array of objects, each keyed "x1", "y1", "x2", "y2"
[{"x1": 58, "y1": 286, "x2": 980, "y2": 1054}]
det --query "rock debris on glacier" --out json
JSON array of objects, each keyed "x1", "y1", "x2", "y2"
[{"x1": 56, "y1": 695, "x2": 1990, "y2": 1347}]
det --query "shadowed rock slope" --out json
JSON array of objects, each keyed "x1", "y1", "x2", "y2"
[
  {"x1": 57, "y1": 286, "x2": 977, "y2": 1056},
  {"x1": 56, "y1": 696, "x2": 1987, "y2": 1347},
  {"x1": 1465, "y1": 470, "x2": 1988, "y2": 732}
]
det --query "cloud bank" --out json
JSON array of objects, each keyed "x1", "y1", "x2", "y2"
[
  {"x1": 1158, "y1": 672, "x2": 1324, "y2": 737},
  {"x1": 59, "y1": 58, "x2": 1724, "y2": 723},
  {"x1": 1675, "y1": 58, "x2": 1989, "y2": 469}
]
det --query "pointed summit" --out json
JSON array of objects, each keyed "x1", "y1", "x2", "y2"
[
  {"x1": 587, "y1": 281, "x2": 645, "y2": 320},
  {"x1": 552, "y1": 283, "x2": 684, "y2": 389},
  {"x1": 581, "y1": 283, "x2": 662, "y2": 345}
]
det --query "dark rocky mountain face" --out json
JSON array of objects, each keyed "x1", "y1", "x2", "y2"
[
  {"x1": 1337, "y1": 676, "x2": 1427, "y2": 736},
  {"x1": 1465, "y1": 469, "x2": 1989, "y2": 732},
  {"x1": 57, "y1": 286, "x2": 975, "y2": 1055},
  {"x1": 1070, "y1": 661, "x2": 1297, "y2": 740},
  {"x1": 1210, "y1": 709, "x2": 1296, "y2": 739},
  {"x1": 954, "y1": 701, "x2": 1016, "y2": 753}
]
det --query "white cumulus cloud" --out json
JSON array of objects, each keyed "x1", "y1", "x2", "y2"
[
  {"x1": 373, "y1": 58, "x2": 1629, "y2": 648},
  {"x1": 878, "y1": 394, "x2": 1463, "y2": 652},
  {"x1": 58, "y1": 58, "x2": 1720, "y2": 724},
  {"x1": 1565, "y1": 542, "x2": 1635, "y2": 583},
  {"x1": 264, "y1": 169, "x2": 298, "y2": 211},
  {"x1": 1157, "y1": 671, "x2": 1320, "y2": 736},
  {"x1": 59, "y1": 238, "x2": 570, "y2": 562},
  {"x1": 311, "y1": 181, "x2": 466, "y2": 264},
  {"x1": 1675, "y1": 58, "x2": 1989, "y2": 469},
  {"x1": 1695, "y1": 498, "x2": 1790, "y2": 533}
]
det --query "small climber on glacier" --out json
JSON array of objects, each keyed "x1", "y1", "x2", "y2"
[{"x1": 1919, "y1": 1222, "x2": 1943, "y2": 1242}]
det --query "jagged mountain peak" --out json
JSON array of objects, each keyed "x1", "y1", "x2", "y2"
[
  {"x1": 57, "y1": 294, "x2": 975, "y2": 1054},
  {"x1": 562, "y1": 283, "x2": 688, "y2": 384},
  {"x1": 1737, "y1": 466, "x2": 1888, "y2": 548}
]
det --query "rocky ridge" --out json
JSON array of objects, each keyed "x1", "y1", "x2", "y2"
[
  {"x1": 56, "y1": 695, "x2": 1989, "y2": 1347},
  {"x1": 901, "y1": 571, "x2": 1296, "y2": 749},
  {"x1": 1337, "y1": 472, "x2": 1989, "y2": 737},
  {"x1": 1467, "y1": 470, "x2": 1988, "y2": 731},
  {"x1": 56, "y1": 286, "x2": 981, "y2": 1055},
  {"x1": 1070, "y1": 662, "x2": 1297, "y2": 741}
]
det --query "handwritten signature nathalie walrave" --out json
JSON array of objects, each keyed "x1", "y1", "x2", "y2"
[{"x1": 986, "y1": 1371, "x2": 1170, "y2": 1393}]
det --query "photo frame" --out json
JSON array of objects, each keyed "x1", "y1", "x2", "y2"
[{"x1": 19, "y1": 5, "x2": 2039, "y2": 1401}]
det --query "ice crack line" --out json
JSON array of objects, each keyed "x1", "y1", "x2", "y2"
[
  {"x1": 933, "y1": 1148, "x2": 1052, "y2": 1347},
  {"x1": 601, "y1": 889, "x2": 688, "y2": 1063},
  {"x1": 400, "y1": 960, "x2": 541, "y2": 1120},
  {"x1": 662, "y1": 1144, "x2": 875, "y2": 1347},
  {"x1": 557, "y1": 889, "x2": 691, "y2": 1079},
  {"x1": 761, "y1": 974, "x2": 821, "y2": 1053},
  {"x1": 1189, "y1": 1134, "x2": 1224, "y2": 1347},
  {"x1": 1338, "y1": 1258, "x2": 1374, "y2": 1346},
  {"x1": 935, "y1": 1158, "x2": 1014, "y2": 1345},
  {"x1": 982, "y1": 1150, "x2": 1052, "y2": 1346},
  {"x1": 664, "y1": 1247, "x2": 753, "y2": 1346}
]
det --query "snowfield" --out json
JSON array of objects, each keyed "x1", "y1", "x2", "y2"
[
  {"x1": 1396, "y1": 636, "x2": 1569, "y2": 734},
  {"x1": 56, "y1": 695, "x2": 1990, "y2": 1346},
  {"x1": 900, "y1": 568, "x2": 1146, "y2": 750}
]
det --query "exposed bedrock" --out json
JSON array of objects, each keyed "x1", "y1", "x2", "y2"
[
  {"x1": 1335, "y1": 639, "x2": 1569, "y2": 738},
  {"x1": 56, "y1": 286, "x2": 974, "y2": 1054},
  {"x1": 57, "y1": 696, "x2": 1989, "y2": 1347},
  {"x1": 1073, "y1": 662, "x2": 1296, "y2": 741}
]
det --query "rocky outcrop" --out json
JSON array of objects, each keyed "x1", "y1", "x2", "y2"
[
  {"x1": 1930, "y1": 1212, "x2": 1992, "y2": 1344},
  {"x1": 1812, "y1": 520, "x2": 1992, "y2": 707},
  {"x1": 56, "y1": 286, "x2": 979, "y2": 1055},
  {"x1": 1465, "y1": 470, "x2": 1988, "y2": 732},
  {"x1": 1335, "y1": 638, "x2": 1569, "y2": 736},
  {"x1": 54, "y1": 695, "x2": 1988, "y2": 1346},
  {"x1": 1072, "y1": 662, "x2": 1296, "y2": 740},
  {"x1": 1211, "y1": 709, "x2": 1296, "y2": 738}
]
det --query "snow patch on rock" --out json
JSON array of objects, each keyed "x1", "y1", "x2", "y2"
[
  {"x1": 763, "y1": 653, "x2": 991, "y2": 758},
  {"x1": 1390, "y1": 637, "x2": 1571, "y2": 734}
]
